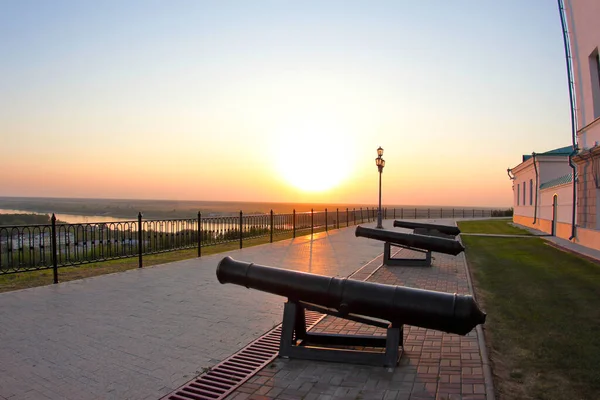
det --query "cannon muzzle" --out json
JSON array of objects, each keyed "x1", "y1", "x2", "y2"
[
  {"x1": 355, "y1": 226, "x2": 465, "y2": 255},
  {"x1": 217, "y1": 256, "x2": 485, "y2": 336},
  {"x1": 393, "y1": 220, "x2": 461, "y2": 237}
]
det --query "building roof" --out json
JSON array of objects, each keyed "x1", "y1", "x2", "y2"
[
  {"x1": 522, "y1": 145, "x2": 573, "y2": 162},
  {"x1": 540, "y1": 173, "x2": 573, "y2": 190}
]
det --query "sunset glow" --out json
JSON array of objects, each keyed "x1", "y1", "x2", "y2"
[{"x1": 0, "y1": 1, "x2": 572, "y2": 207}]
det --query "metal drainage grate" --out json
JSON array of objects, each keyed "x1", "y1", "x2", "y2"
[{"x1": 163, "y1": 311, "x2": 325, "y2": 400}]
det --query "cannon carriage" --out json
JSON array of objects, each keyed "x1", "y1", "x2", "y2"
[
  {"x1": 217, "y1": 256, "x2": 486, "y2": 367},
  {"x1": 355, "y1": 226, "x2": 465, "y2": 267}
]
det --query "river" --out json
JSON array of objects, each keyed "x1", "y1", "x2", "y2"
[{"x1": 0, "y1": 209, "x2": 134, "y2": 224}]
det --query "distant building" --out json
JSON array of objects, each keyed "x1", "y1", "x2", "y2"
[
  {"x1": 563, "y1": 0, "x2": 600, "y2": 248},
  {"x1": 509, "y1": 146, "x2": 573, "y2": 237}
]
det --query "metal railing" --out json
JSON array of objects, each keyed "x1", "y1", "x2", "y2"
[{"x1": 0, "y1": 207, "x2": 499, "y2": 281}]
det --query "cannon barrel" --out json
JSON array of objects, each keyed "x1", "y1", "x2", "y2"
[
  {"x1": 355, "y1": 226, "x2": 465, "y2": 255},
  {"x1": 393, "y1": 220, "x2": 461, "y2": 236},
  {"x1": 217, "y1": 256, "x2": 485, "y2": 336}
]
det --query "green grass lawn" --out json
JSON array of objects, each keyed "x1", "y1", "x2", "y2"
[
  {"x1": 458, "y1": 218, "x2": 532, "y2": 235},
  {"x1": 463, "y1": 236, "x2": 600, "y2": 400}
]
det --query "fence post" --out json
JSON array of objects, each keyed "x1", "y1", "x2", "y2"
[
  {"x1": 473, "y1": 209, "x2": 475, "y2": 218},
  {"x1": 138, "y1": 212, "x2": 143, "y2": 268},
  {"x1": 51, "y1": 214, "x2": 58, "y2": 284},
  {"x1": 311, "y1": 209, "x2": 314, "y2": 236},
  {"x1": 239, "y1": 210, "x2": 243, "y2": 249},
  {"x1": 414, "y1": 208, "x2": 417, "y2": 219},
  {"x1": 270, "y1": 210, "x2": 274, "y2": 243},
  {"x1": 293, "y1": 209, "x2": 296, "y2": 238},
  {"x1": 401, "y1": 208, "x2": 403, "y2": 219},
  {"x1": 393, "y1": 208, "x2": 396, "y2": 219},
  {"x1": 336, "y1": 208, "x2": 339, "y2": 229},
  {"x1": 452, "y1": 208, "x2": 455, "y2": 218},
  {"x1": 353, "y1": 208, "x2": 356, "y2": 225},
  {"x1": 325, "y1": 208, "x2": 328, "y2": 232},
  {"x1": 428, "y1": 208, "x2": 430, "y2": 219},
  {"x1": 197, "y1": 212, "x2": 202, "y2": 257},
  {"x1": 346, "y1": 208, "x2": 349, "y2": 227},
  {"x1": 360, "y1": 208, "x2": 363, "y2": 223}
]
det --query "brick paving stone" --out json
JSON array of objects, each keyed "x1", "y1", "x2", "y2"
[{"x1": 227, "y1": 220, "x2": 491, "y2": 400}]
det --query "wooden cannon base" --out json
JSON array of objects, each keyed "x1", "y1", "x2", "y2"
[
  {"x1": 279, "y1": 300, "x2": 403, "y2": 368},
  {"x1": 384, "y1": 242, "x2": 432, "y2": 267}
]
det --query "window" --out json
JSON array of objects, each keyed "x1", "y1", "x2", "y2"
[
  {"x1": 530, "y1": 179, "x2": 533, "y2": 205},
  {"x1": 590, "y1": 48, "x2": 600, "y2": 119},
  {"x1": 523, "y1": 181, "x2": 526, "y2": 205},
  {"x1": 517, "y1": 183, "x2": 520, "y2": 206}
]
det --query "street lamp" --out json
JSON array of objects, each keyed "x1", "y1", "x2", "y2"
[{"x1": 375, "y1": 147, "x2": 385, "y2": 229}]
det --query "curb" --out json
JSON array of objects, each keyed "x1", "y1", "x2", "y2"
[{"x1": 457, "y1": 224, "x2": 496, "y2": 400}]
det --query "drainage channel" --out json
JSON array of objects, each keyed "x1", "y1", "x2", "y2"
[
  {"x1": 162, "y1": 311, "x2": 325, "y2": 400},
  {"x1": 162, "y1": 252, "x2": 391, "y2": 400}
]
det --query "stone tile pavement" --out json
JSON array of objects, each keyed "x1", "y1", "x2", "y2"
[
  {"x1": 0, "y1": 220, "x2": 494, "y2": 400},
  {"x1": 0, "y1": 223, "x2": 387, "y2": 400}
]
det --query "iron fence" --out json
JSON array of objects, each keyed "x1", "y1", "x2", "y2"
[{"x1": 0, "y1": 207, "x2": 499, "y2": 281}]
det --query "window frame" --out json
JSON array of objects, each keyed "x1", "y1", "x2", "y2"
[{"x1": 530, "y1": 179, "x2": 533, "y2": 205}]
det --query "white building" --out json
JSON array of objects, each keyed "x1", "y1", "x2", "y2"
[
  {"x1": 563, "y1": 0, "x2": 600, "y2": 249},
  {"x1": 509, "y1": 146, "x2": 573, "y2": 237}
]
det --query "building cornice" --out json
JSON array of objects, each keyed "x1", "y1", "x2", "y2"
[
  {"x1": 510, "y1": 158, "x2": 533, "y2": 174},
  {"x1": 573, "y1": 145, "x2": 600, "y2": 162},
  {"x1": 577, "y1": 115, "x2": 600, "y2": 136},
  {"x1": 511, "y1": 155, "x2": 570, "y2": 175}
]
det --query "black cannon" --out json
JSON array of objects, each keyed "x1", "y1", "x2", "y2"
[
  {"x1": 393, "y1": 220, "x2": 461, "y2": 238},
  {"x1": 355, "y1": 226, "x2": 465, "y2": 267},
  {"x1": 217, "y1": 256, "x2": 486, "y2": 367}
]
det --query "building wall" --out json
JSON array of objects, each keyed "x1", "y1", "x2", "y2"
[
  {"x1": 513, "y1": 215, "x2": 572, "y2": 238},
  {"x1": 566, "y1": 0, "x2": 600, "y2": 148},
  {"x1": 512, "y1": 162, "x2": 537, "y2": 218},
  {"x1": 537, "y1": 159, "x2": 572, "y2": 183},
  {"x1": 514, "y1": 215, "x2": 600, "y2": 251},
  {"x1": 539, "y1": 184, "x2": 573, "y2": 223},
  {"x1": 512, "y1": 159, "x2": 571, "y2": 219},
  {"x1": 574, "y1": 155, "x2": 598, "y2": 228},
  {"x1": 574, "y1": 226, "x2": 600, "y2": 250}
]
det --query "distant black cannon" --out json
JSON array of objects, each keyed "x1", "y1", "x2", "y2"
[
  {"x1": 393, "y1": 220, "x2": 461, "y2": 237},
  {"x1": 217, "y1": 256, "x2": 486, "y2": 367},
  {"x1": 355, "y1": 226, "x2": 465, "y2": 266}
]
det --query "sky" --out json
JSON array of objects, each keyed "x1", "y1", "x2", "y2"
[{"x1": 0, "y1": 1, "x2": 572, "y2": 207}]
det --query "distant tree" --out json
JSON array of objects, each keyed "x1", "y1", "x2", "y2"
[{"x1": 0, "y1": 213, "x2": 67, "y2": 227}]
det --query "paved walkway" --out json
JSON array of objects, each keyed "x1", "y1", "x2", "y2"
[
  {"x1": 510, "y1": 223, "x2": 600, "y2": 262},
  {"x1": 0, "y1": 220, "x2": 499, "y2": 400},
  {"x1": 0, "y1": 223, "x2": 388, "y2": 400},
  {"x1": 227, "y1": 223, "x2": 492, "y2": 400}
]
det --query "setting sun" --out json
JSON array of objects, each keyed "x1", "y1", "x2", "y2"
[{"x1": 272, "y1": 118, "x2": 357, "y2": 192}]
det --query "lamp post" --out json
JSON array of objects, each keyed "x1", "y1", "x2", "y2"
[{"x1": 375, "y1": 147, "x2": 385, "y2": 229}]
